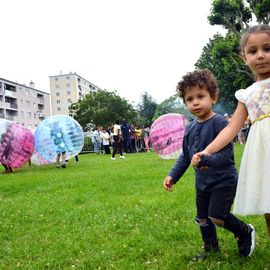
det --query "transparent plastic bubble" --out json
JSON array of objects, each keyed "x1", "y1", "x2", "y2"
[
  {"x1": 31, "y1": 151, "x2": 53, "y2": 166},
  {"x1": 150, "y1": 113, "x2": 186, "y2": 159},
  {"x1": 34, "y1": 115, "x2": 84, "y2": 162},
  {"x1": 28, "y1": 128, "x2": 51, "y2": 166},
  {"x1": 0, "y1": 119, "x2": 35, "y2": 168}
]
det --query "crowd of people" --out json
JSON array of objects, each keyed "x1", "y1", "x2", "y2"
[{"x1": 90, "y1": 122, "x2": 152, "y2": 158}]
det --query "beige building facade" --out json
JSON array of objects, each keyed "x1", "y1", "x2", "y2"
[
  {"x1": 0, "y1": 78, "x2": 51, "y2": 130},
  {"x1": 50, "y1": 72, "x2": 102, "y2": 116}
]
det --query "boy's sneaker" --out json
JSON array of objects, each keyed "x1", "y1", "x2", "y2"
[
  {"x1": 56, "y1": 164, "x2": 60, "y2": 168},
  {"x1": 61, "y1": 163, "x2": 66, "y2": 168},
  {"x1": 120, "y1": 155, "x2": 125, "y2": 159},
  {"x1": 111, "y1": 157, "x2": 115, "y2": 160},
  {"x1": 193, "y1": 244, "x2": 220, "y2": 261},
  {"x1": 237, "y1": 224, "x2": 255, "y2": 257}
]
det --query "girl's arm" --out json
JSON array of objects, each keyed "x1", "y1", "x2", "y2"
[{"x1": 204, "y1": 102, "x2": 248, "y2": 154}]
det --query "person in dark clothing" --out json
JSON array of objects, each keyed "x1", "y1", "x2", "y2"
[
  {"x1": 111, "y1": 120, "x2": 125, "y2": 160},
  {"x1": 121, "y1": 120, "x2": 132, "y2": 153},
  {"x1": 163, "y1": 69, "x2": 255, "y2": 260}
]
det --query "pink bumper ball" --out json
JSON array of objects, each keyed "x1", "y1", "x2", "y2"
[
  {"x1": 0, "y1": 119, "x2": 35, "y2": 168},
  {"x1": 150, "y1": 113, "x2": 186, "y2": 159}
]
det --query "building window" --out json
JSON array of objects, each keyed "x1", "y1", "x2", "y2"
[
  {"x1": 33, "y1": 102, "x2": 36, "y2": 109},
  {"x1": 27, "y1": 112, "x2": 31, "y2": 119},
  {"x1": 68, "y1": 99, "x2": 72, "y2": 103},
  {"x1": 57, "y1": 100, "x2": 60, "y2": 104},
  {"x1": 21, "y1": 111, "x2": 24, "y2": 118},
  {"x1": 67, "y1": 91, "x2": 71, "y2": 95},
  {"x1": 56, "y1": 85, "x2": 59, "y2": 89},
  {"x1": 56, "y1": 92, "x2": 60, "y2": 96},
  {"x1": 57, "y1": 107, "x2": 61, "y2": 111},
  {"x1": 26, "y1": 101, "x2": 30, "y2": 107},
  {"x1": 25, "y1": 89, "x2": 30, "y2": 95},
  {"x1": 55, "y1": 77, "x2": 58, "y2": 81},
  {"x1": 67, "y1": 83, "x2": 70, "y2": 88},
  {"x1": 66, "y1": 76, "x2": 70, "y2": 80},
  {"x1": 20, "y1": 99, "x2": 23, "y2": 106},
  {"x1": 27, "y1": 124, "x2": 32, "y2": 129}
]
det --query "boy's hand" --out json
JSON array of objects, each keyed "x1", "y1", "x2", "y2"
[{"x1": 163, "y1": 176, "x2": 174, "y2": 192}]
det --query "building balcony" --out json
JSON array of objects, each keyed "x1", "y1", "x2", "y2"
[
  {"x1": 36, "y1": 110, "x2": 45, "y2": 120},
  {"x1": 10, "y1": 103, "x2": 18, "y2": 109},
  {"x1": 37, "y1": 98, "x2": 44, "y2": 104},
  {"x1": 38, "y1": 113, "x2": 46, "y2": 119},
  {"x1": 6, "y1": 115, "x2": 14, "y2": 121},
  {"x1": 5, "y1": 90, "x2": 15, "y2": 97}
]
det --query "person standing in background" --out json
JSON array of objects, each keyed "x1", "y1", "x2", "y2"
[{"x1": 111, "y1": 120, "x2": 125, "y2": 160}]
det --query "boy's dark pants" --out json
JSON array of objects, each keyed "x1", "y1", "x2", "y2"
[{"x1": 196, "y1": 186, "x2": 249, "y2": 248}]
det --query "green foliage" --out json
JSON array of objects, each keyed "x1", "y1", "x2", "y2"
[
  {"x1": 246, "y1": 0, "x2": 270, "y2": 24},
  {"x1": 196, "y1": 33, "x2": 254, "y2": 114},
  {"x1": 208, "y1": 0, "x2": 252, "y2": 37},
  {"x1": 137, "y1": 91, "x2": 158, "y2": 126},
  {"x1": 153, "y1": 95, "x2": 192, "y2": 121},
  {"x1": 70, "y1": 89, "x2": 138, "y2": 130},
  {"x1": 209, "y1": 0, "x2": 270, "y2": 33},
  {"x1": 200, "y1": 0, "x2": 270, "y2": 114},
  {"x1": 0, "y1": 146, "x2": 269, "y2": 269}
]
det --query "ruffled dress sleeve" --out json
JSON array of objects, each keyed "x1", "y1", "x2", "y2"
[{"x1": 235, "y1": 89, "x2": 247, "y2": 104}]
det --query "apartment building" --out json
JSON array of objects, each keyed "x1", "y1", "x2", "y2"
[
  {"x1": 0, "y1": 78, "x2": 51, "y2": 130},
  {"x1": 50, "y1": 72, "x2": 102, "y2": 116}
]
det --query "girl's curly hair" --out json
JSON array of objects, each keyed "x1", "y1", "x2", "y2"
[{"x1": 177, "y1": 69, "x2": 219, "y2": 102}]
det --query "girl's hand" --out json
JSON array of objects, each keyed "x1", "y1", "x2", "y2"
[
  {"x1": 163, "y1": 176, "x2": 174, "y2": 192},
  {"x1": 192, "y1": 152, "x2": 209, "y2": 170},
  {"x1": 191, "y1": 152, "x2": 202, "y2": 167}
]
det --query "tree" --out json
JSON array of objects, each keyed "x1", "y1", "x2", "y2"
[
  {"x1": 195, "y1": 33, "x2": 253, "y2": 114},
  {"x1": 208, "y1": 0, "x2": 252, "y2": 38},
  {"x1": 136, "y1": 91, "x2": 157, "y2": 125},
  {"x1": 208, "y1": 0, "x2": 270, "y2": 33},
  {"x1": 246, "y1": 0, "x2": 270, "y2": 24},
  {"x1": 196, "y1": 0, "x2": 270, "y2": 113},
  {"x1": 153, "y1": 95, "x2": 192, "y2": 121},
  {"x1": 70, "y1": 89, "x2": 138, "y2": 130}
]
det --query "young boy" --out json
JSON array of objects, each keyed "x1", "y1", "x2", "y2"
[{"x1": 163, "y1": 69, "x2": 255, "y2": 259}]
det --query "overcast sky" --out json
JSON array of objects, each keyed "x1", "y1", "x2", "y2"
[{"x1": 1, "y1": 0, "x2": 225, "y2": 104}]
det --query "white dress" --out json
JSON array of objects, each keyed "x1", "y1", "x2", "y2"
[{"x1": 233, "y1": 78, "x2": 270, "y2": 215}]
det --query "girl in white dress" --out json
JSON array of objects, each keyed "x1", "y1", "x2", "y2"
[{"x1": 192, "y1": 24, "x2": 270, "y2": 238}]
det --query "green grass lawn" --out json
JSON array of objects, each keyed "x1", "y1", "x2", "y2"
[{"x1": 0, "y1": 144, "x2": 269, "y2": 269}]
